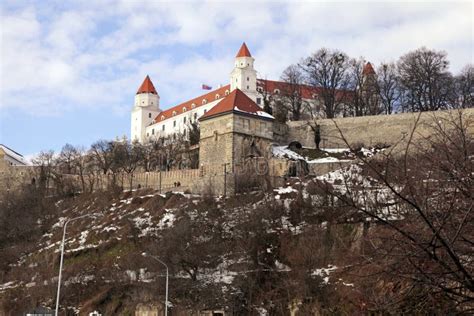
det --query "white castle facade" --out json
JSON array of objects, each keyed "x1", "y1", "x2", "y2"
[
  {"x1": 130, "y1": 43, "x2": 375, "y2": 143},
  {"x1": 131, "y1": 43, "x2": 260, "y2": 143}
]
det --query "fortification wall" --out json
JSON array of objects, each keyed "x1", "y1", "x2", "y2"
[
  {"x1": 286, "y1": 108, "x2": 474, "y2": 149},
  {"x1": 0, "y1": 165, "x2": 35, "y2": 191}
]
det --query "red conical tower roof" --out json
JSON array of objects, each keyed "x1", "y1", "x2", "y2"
[
  {"x1": 236, "y1": 42, "x2": 252, "y2": 58},
  {"x1": 137, "y1": 75, "x2": 157, "y2": 94},
  {"x1": 362, "y1": 62, "x2": 376, "y2": 75}
]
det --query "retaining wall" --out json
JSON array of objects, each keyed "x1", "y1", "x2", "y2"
[{"x1": 286, "y1": 108, "x2": 474, "y2": 149}]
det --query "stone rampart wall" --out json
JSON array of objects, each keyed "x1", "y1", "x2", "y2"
[{"x1": 286, "y1": 108, "x2": 474, "y2": 149}]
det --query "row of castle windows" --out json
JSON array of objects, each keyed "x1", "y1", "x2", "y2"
[
  {"x1": 239, "y1": 118, "x2": 268, "y2": 133},
  {"x1": 160, "y1": 90, "x2": 229, "y2": 120},
  {"x1": 155, "y1": 110, "x2": 205, "y2": 134}
]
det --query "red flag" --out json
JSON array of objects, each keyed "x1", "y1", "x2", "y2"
[{"x1": 202, "y1": 84, "x2": 212, "y2": 90}]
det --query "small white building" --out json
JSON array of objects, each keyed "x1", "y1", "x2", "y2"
[{"x1": 0, "y1": 144, "x2": 28, "y2": 168}]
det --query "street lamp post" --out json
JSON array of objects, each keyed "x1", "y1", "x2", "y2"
[
  {"x1": 55, "y1": 213, "x2": 100, "y2": 316},
  {"x1": 143, "y1": 253, "x2": 169, "y2": 316}
]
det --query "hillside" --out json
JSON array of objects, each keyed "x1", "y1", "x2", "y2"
[
  {"x1": 0, "y1": 162, "x2": 397, "y2": 314},
  {"x1": 1, "y1": 155, "x2": 471, "y2": 314}
]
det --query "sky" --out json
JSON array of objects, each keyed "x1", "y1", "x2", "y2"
[{"x1": 0, "y1": 0, "x2": 472, "y2": 160}]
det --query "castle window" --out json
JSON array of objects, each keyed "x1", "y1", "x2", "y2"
[
  {"x1": 246, "y1": 85, "x2": 249, "y2": 89},
  {"x1": 257, "y1": 87, "x2": 263, "y2": 92},
  {"x1": 256, "y1": 98, "x2": 261, "y2": 105},
  {"x1": 183, "y1": 129, "x2": 186, "y2": 136},
  {"x1": 215, "y1": 94, "x2": 220, "y2": 100},
  {"x1": 225, "y1": 90, "x2": 229, "y2": 95},
  {"x1": 274, "y1": 89, "x2": 280, "y2": 94},
  {"x1": 194, "y1": 112, "x2": 197, "y2": 120},
  {"x1": 148, "y1": 113, "x2": 151, "y2": 118},
  {"x1": 161, "y1": 115, "x2": 165, "y2": 120},
  {"x1": 183, "y1": 107, "x2": 187, "y2": 113},
  {"x1": 247, "y1": 77, "x2": 249, "y2": 81},
  {"x1": 204, "y1": 109, "x2": 207, "y2": 114},
  {"x1": 191, "y1": 103, "x2": 196, "y2": 109},
  {"x1": 173, "y1": 121, "x2": 176, "y2": 127},
  {"x1": 183, "y1": 117, "x2": 186, "y2": 124},
  {"x1": 162, "y1": 125, "x2": 165, "y2": 131},
  {"x1": 172, "y1": 111, "x2": 177, "y2": 116},
  {"x1": 152, "y1": 128, "x2": 155, "y2": 135},
  {"x1": 242, "y1": 118, "x2": 250, "y2": 129},
  {"x1": 202, "y1": 99, "x2": 207, "y2": 105}
]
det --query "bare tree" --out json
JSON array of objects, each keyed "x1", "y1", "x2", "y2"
[
  {"x1": 377, "y1": 62, "x2": 401, "y2": 114},
  {"x1": 346, "y1": 58, "x2": 381, "y2": 116},
  {"x1": 454, "y1": 64, "x2": 474, "y2": 109},
  {"x1": 300, "y1": 48, "x2": 350, "y2": 118},
  {"x1": 279, "y1": 64, "x2": 306, "y2": 121},
  {"x1": 118, "y1": 141, "x2": 143, "y2": 189},
  {"x1": 57, "y1": 144, "x2": 79, "y2": 174},
  {"x1": 32, "y1": 150, "x2": 55, "y2": 193},
  {"x1": 187, "y1": 121, "x2": 200, "y2": 146},
  {"x1": 398, "y1": 47, "x2": 455, "y2": 112},
  {"x1": 90, "y1": 140, "x2": 114, "y2": 175},
  {"x1": 257, "y1": 78, "x2": 274, "y2": 115},
  {"x1": 326, "y1": 110, "x2": 474, "y2": 310}
]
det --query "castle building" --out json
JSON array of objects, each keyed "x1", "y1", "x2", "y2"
[
  {"x1": 0, "y1": 144, "x2": 28, "y2": 169},
  {"x1": 130, "y1": 43, "x2": 373, "y2": 144},
  {"x1": 199, "y1": 88, "x2": 274, "y2": 169}
]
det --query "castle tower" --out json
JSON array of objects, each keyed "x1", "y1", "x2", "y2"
[
  {"x1": 199, "y1": 89, "x2": 274, "y2": 194},
  {"x1": 362, "y1": 62, "x2": 376, "y2": 86},
  {"x1": 361, "y1": 62, "x2": 380, "y2": 115},
  {"x1": 230, "y1": 43, "x2": 258, "y2": 104},
  {"x1": 131, "y1": 75, "x2": 161, "y2": 143}
]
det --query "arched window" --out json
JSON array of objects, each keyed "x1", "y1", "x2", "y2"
[
  {"x1": 202, "y1": 99, "x2": 207, "y2": 105},
  {"x1": 183, "y1": 107, "x2": 187, "y2": 113},
  {"x1": 215, "y1": 94, "x2": 220, "y2": 100},
  {"x1": 172, "y1": 111, "x2": 177, "y2": 116},
  {"x1": 191, "y1": 103, "x2": 196, "y2": 109},
  {"x1": 274, "y1": 89, "x2": 280, "y2": 94},
  {"x1": 225, "y1": 90, "x2": 230, "y2": 95},
  {"x1": 161, "y1": 115, "x2": 165, "y2": 121}
]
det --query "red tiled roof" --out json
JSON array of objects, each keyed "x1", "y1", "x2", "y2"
[
  {"x1": 362, "y1": 62, "x2": 376, "y2": 75},
  {"x1": 153, "y1": 85, "x2": 231, "y2": 123},
  {"x1": 200, "y1": 89, "x2": 273, "y2": 120},
  {"x1": 258, "y1": 79, "x2": 353, "y2": 101},
  {"x1": 236, "y1": 42, "x2": 252, "y2": 58},
  {"x1": 258, "y1": 79, "x2": 323, "y2": 99},
  {"x1": 137, "y1": 75, "x2": 157, "y2": 94}
]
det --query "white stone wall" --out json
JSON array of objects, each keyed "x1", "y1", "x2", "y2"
[
  {"x1": 131, "y1": 93, "x2": 160, "y2": 142},
  {"x1": 230, "y1": 56, "x2": 258, "y2": 103},
  {"x1": 133, "y1": 49, "x2": 260, "y2": 143},
  {"x1": 144, "y1": 98, "x2": 221, "y2": 140}
]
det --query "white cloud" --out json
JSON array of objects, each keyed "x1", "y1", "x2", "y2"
[{"x1": 0, "y1": 1, "x2": 472, "y2": 117}]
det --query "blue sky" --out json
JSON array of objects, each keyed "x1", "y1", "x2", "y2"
[{"x1": 0, "y1": 0, "x2": 472, "y2": 160}]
